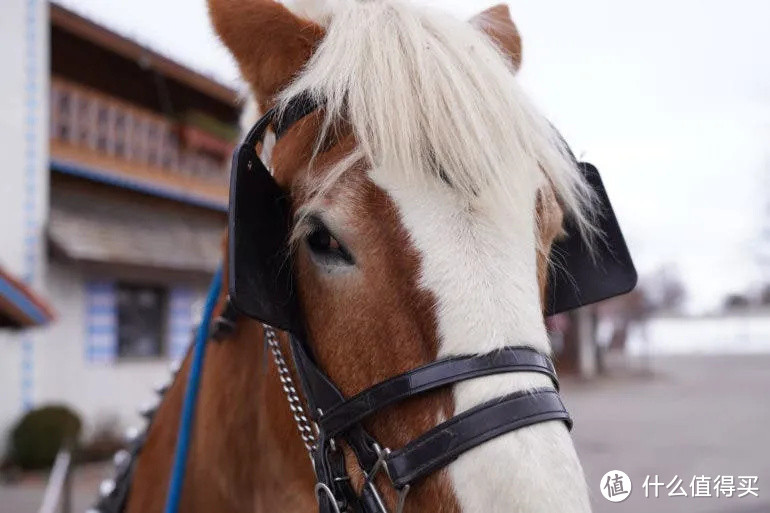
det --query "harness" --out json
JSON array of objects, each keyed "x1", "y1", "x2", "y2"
[
  {"x1": 224, "y1": 96, "x2": 636, "y2": 513},
  {"x1": 88, "y1": 95, "x2": 636, "y2": 513}
]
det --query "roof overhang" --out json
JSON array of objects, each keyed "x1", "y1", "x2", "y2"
[
  {"x1": 48, "y1": 181, "x2": 225, "y2": 276},
  {"x1": 0, "y1": 268, "x2": 55, "y2": 329}
]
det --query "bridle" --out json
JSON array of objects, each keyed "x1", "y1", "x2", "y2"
[
  {"x1": 221, "y1": 96, "x2": 626, "y2": 513},
  {"x1": 87, "y1": 93, "x2": 636, "y2": 513},
  {"x1": 257, "y1": 326, "x2": 569, "y2": 513}
]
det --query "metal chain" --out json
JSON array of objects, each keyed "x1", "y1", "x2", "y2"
[{"x1": 263, "y1": 324, "x2": 317, "y2": 456}]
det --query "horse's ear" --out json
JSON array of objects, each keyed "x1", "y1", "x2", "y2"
[
  {"x1": 208, "y1": 0, "x2": 324, "y2": 106},
  {"x1": 471, "y1": 4, "x2": 522, "y2": 71}
]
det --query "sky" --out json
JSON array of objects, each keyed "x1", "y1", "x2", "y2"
[{"x1": 55, "y1": 0, "x2": 770, "y2": 311}]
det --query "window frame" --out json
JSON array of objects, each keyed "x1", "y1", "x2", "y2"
[{"x1": 114, "y1": 282, "x2": 169, "y2": 361}]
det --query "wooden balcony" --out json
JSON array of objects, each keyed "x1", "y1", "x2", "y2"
[{"x1": 49, "y1": 77, "x2": 236, "y2": 208}]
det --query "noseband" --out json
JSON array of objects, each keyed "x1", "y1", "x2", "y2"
[{"x1": 223, "y1": 97, "x2": 573, "y2": 513}]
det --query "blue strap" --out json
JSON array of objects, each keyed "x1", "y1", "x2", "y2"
[{"x1": 164, "y1": 266, "x2": 223, "y2": 513}]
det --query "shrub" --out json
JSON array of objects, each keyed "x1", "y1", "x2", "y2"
[{"x1": 5, "y1": 405, "x2": 82, "y2": 470}]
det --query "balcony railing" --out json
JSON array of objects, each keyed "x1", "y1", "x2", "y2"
[{"x1": 50, "y1": 78, "x2": 235, "y2": 195}]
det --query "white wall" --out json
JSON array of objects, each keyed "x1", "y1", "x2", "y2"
[
  {"x1": 30, "y1": 261, "x2": 207, "y2": 438},
  {"x1": 0, "y1": 0, "x2": 214, "y2": 451},
  {"x1": 0, "y1": 261, "x2": 208, "y2": 447},
  {"x1": 0, "y1": 0, "x2": 49, "y2": 280},
  {"x1": 0, "y1": 334, "x2": 23, "y2": 454},
  {"x1": 0, "y1": 0, "x2": 50, "y2": 453},
  {"x1": 627, "y1": 313, "x2": 770, "y2": 356}
]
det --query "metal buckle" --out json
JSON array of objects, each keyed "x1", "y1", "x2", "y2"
[
  {"x1": 312, "y1": 438, "x2": 411, "y2": 513},
  {"x1": 367, "y1": 443, "x2": 392, "y2": 482},
  {"x1": 364, "y1": 443, "x2": 411, "y2": 513},
  {"x1": 312, "y1": 437, "x2": 349, "y2": 513}
]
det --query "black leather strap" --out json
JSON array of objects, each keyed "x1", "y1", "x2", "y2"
[
  {"x1": 285, "y1": 306, "x2": 572, "y2": 506},
  {"x1": 313, "y1": 431, "x2": 356, "y2": 513},
  {"x1": 289, "y1": 334, "x2": 348, "y2": 419},
  {"x1": 210, "y1": 297, "x2": 239, "y2": 341},
  {"x1": 238, "y1": 94, "x2": 316, "y2": 151},
  {"x1": 384, "y1": 389, "x2": 571, "y2": 488},
  {"x1": 274, "y1": 94, "x2": 318, "y2": 139},
  {"x1": 319, "y1": 347, "x2": 558, "y2": 436}
]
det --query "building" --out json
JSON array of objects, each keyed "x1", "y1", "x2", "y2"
[{"x1": 0, "y1": 1, "x2": 239, "y2": 448}]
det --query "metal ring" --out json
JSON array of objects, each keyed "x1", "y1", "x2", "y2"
[{"x1": 396, "y1": 485, "x2": 411, "y2": 513}]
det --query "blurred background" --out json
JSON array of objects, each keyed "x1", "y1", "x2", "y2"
[{"x1": 0, "y1": 0, "x2": 767, "y2": 512}]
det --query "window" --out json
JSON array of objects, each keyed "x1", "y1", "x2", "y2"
[{"x1": 116, "y1": 284, "x2": 166, "y2": 359}]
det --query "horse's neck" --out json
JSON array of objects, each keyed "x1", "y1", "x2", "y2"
[{"x1": 126, "y1": 321, "x2": 316, "y2": 513}]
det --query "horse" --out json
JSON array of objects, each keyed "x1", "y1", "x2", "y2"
[{"x1": 92, "y1": 1, "x2": 631, "y2": 512}]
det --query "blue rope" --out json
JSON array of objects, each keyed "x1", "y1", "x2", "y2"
[{"x1": 164, "y1": 266, "x2": 223, "y2": 513}]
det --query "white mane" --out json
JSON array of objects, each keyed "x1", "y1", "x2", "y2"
[
  {"x1": 277, "y1": 0, "x2": 595, "y2": 238},
  {"x1": 272, "y1": 3, "x2": 594, "y2": 512}
]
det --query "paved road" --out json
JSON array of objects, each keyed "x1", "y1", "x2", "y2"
[
  {"x1": 0, "y1": 461, "x2": 108, "y2": 513},
  {"x1": 564, "y1": 354, "x2": 770, "y2": 513},
  {"x1": 2, "y1": 354, "x2": 768, "y2": 513}
]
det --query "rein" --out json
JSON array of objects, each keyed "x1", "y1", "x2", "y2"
[
  {"x1": 87, "y1": 269, "x2": 227, "y2": 513},
  {"x1": 164, "y1": 267, "x2": 223, "y2": 513}
]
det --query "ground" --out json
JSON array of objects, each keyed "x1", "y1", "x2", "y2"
[
  {"x1": 1, "y1": 354, "x2": 768, "y2": 513},
  {"x1": 563, "y1": 354, "x2": 770, "y2": 513}
]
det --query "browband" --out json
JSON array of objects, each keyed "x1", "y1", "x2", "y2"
[
  {"x1": 239, "y1": 96, "x2": 317, "y2": 150},
  {"x1": 274, "y1": 94, "x2": 318, "y2": 139}
]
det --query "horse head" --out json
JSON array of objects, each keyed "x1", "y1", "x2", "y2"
[
  {"x1": 118, "y1": 3, "x2": 638, "y2": 513},
  {"x1": 208, "y1": 1, "x2": 597, "y2": 511}
]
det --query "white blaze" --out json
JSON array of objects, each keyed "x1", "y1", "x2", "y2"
[
  {"x1": 275, "y1": 0, "x2": 595, "y2": 510},
  {"x1": 371, "y1": 170, "x2": 591, "y2": 513}
]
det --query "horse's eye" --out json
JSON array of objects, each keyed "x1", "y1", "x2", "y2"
[{"x1": 305, "y1": 223, "x2": 354, "y2": 265}]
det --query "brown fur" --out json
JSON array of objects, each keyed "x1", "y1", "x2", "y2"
[
  {"x1": 471, "y1": 4, "x2": 523, "y2": 70},
  {"x1": 207, "y1": 0, "x2": 324, "y2": 111},
  {"x1": 275, "y1": 117, "x2": 458, "y2": 509},
  {"x1": 536, "y1": 187, "x2": 565, "y2": 310},
  {"x1": 126, "y1": 2, "x2": 562, "y2": 512}
]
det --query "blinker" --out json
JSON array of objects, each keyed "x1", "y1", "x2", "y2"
[
  {"x1": 545, "y1": 162, "x2": 637, "y2": 315},
  {"x1": 227, "y1": 98, "x2": 637, "y2": 331},
  {"x1": 228, "y1": 119, "x2": 302, "y2": 332}
]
